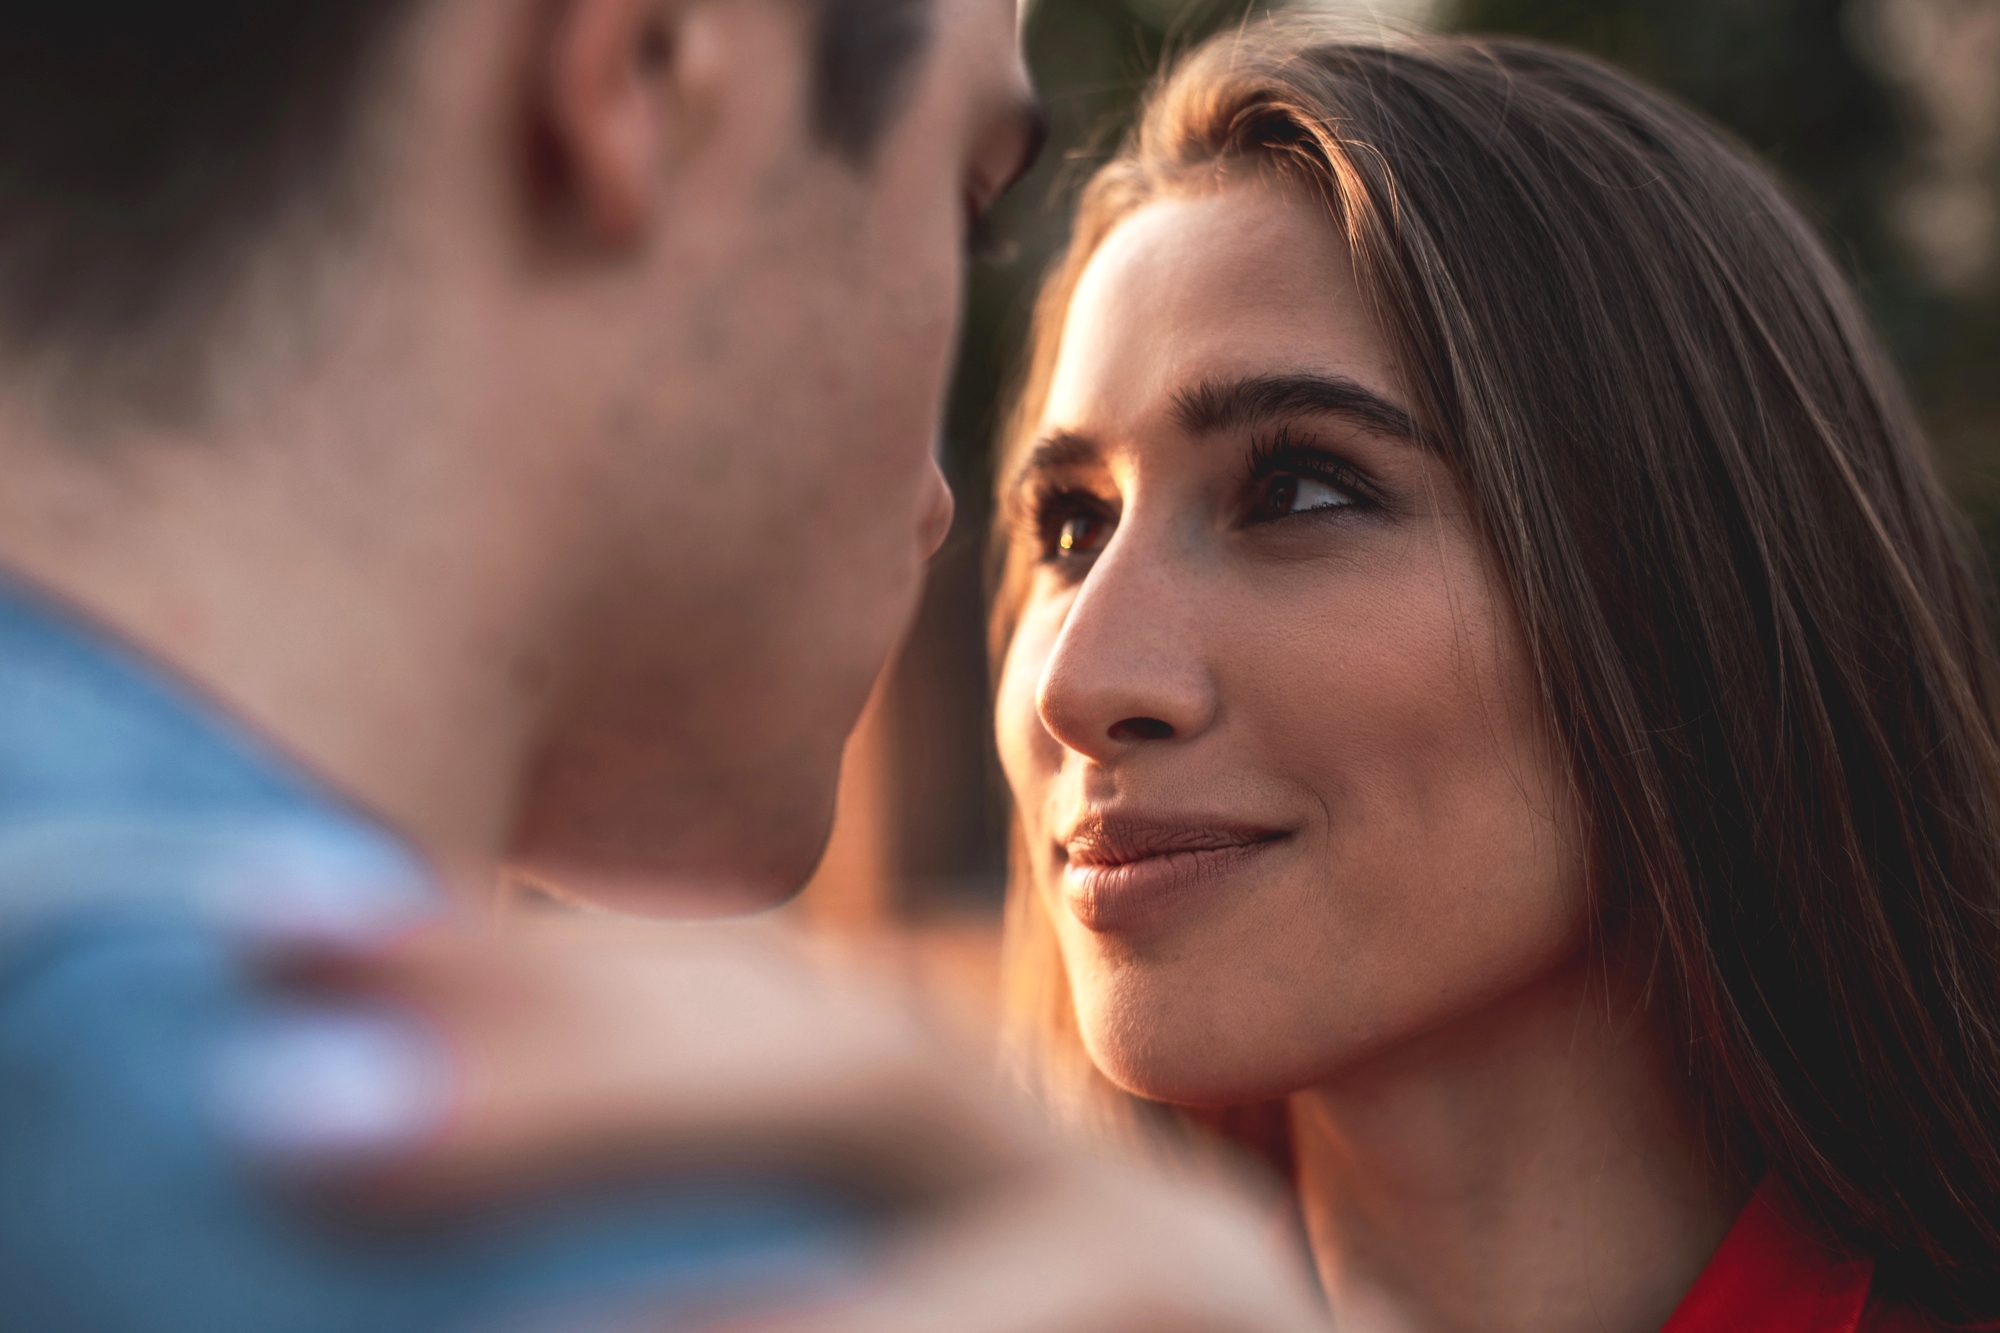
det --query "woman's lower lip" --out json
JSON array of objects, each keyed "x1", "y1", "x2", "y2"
[{"x1": 1061, "y1": 840, "x2": 1281, "y2": 933}]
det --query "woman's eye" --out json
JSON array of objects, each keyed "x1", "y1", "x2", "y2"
[
  {"x1": 1057, "y1": 512, "x2": 1106, "y2": 554},
  {"x1": 1260, "y1": 473, "x2": 1356, "y2": 518},
  {"x1": 1037, "y1": 502, "x2": 1113, "y2": 562}
]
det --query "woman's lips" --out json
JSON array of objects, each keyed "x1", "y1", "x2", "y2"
[{"x1": 1060, "y1": 818, "x2": 1288, "y2": 933}]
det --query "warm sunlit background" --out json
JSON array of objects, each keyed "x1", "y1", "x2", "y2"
[{"x1": 783, "y1": 0, "x2": 2000, "y2": 1031}]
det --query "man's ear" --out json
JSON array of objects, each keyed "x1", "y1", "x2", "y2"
[{"x1": 542, "y1": 0, "x2": 688, "y2": 244}]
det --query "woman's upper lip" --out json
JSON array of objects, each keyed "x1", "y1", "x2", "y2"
[{"x1": 1061, "y1": 814, "x2": 1289, "y2": 867}]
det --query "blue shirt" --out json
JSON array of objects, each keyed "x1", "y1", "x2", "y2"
[{"x1": 0, "y1": 579, "x2": 869, "y2": 1331}]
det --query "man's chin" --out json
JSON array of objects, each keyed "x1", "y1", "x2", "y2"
[
  {"x1": 506, "y1": 757, "x2": 845, "y2": 918},
  {"x1": 517, "y1": 867, "x2": 810, "y2": 919},
  {"x1": 507, "y1": 823, "x2": 834, "y2": 920}
]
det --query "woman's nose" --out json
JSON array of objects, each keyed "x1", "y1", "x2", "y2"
[{"x1": 1034, "y1": 538, "x2": 1218, "y2": 762}]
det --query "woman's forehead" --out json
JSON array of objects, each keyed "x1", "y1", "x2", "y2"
[{"x1": 1040, "y1": 183, "x2": 1399, "y2": 440}]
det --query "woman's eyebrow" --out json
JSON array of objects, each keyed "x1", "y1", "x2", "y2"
[
  {"x1": 1010, "y1": 429, "x2": 1100, "y2": 491},
  {"x1": 1171, "y1": 372, "x2": 1421, "y2": 442}
]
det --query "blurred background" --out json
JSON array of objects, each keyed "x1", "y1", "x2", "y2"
[{"x1": 784, "y1": 0, "x2": 2000, "y2": 1022}]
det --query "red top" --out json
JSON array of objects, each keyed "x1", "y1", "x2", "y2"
[{"x1": 1659, "y1": 1178, "x2": 1928, "y2": 1333}]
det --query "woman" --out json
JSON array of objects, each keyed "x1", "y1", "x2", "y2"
[{"x1": 990, "y1": 21, "x2": 2000, "y2": 1332}]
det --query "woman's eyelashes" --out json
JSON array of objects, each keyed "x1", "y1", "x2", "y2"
[{"x1": 1244, "y1": 431, "x2": 1380, "y2": 526}]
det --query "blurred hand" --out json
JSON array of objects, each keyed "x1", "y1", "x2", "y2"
[{"x1": 269, "y1": 916, "x2": 1329, "y2": 1332}]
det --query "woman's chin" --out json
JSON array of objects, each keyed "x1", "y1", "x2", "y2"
[{"x1": 1078, "y1": 1027, "x2": 1322, "y2": 1108}]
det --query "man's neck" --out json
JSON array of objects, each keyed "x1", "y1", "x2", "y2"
[
  {"x1": 0, "y1": 406, "x2": 547, "y2": 900},
  {"x1": 1290, "y1": 956, "x2": 1744, "y2": 1333}
]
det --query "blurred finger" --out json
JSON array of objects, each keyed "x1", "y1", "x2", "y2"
[{"x1": 246, "y1": 919, "x2": 1044, "y2": 1210}]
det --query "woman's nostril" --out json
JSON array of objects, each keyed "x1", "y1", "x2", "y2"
[{"x1": 1108, "y1": 717, "x2": 1175, "y2": 742}]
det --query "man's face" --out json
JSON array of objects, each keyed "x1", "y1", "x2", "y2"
[{"x1": 512, "y1": 0, "x2": 1037, "y2": 912}]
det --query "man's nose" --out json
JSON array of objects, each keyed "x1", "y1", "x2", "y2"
[
  {"x1": 918, "y1": 456, "x2": 955, "y2": 560},
  {"x1": 1034, "y1": 528, "x2": 1217, "y2": 763}
]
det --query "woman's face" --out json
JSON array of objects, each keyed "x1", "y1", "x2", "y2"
[{"x1": 995, "y1": 179, "x2": 1587, "y2": 1105}]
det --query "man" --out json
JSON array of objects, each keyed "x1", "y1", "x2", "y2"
[{"x1": 0, "y1": 0, "x2": 1324, "y2": 1329}]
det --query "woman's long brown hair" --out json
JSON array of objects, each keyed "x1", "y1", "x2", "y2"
[{"x1": 991, "y1": 21, "x2": 2000, "y2": 1319}]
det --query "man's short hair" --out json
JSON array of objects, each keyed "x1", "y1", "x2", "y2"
[{"x1": 0, "y1": 0, "x2": 933, "y2": 424}]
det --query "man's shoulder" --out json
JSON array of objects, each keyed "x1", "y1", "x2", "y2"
[
  {"x1": 0, "y1": 576, "x2": 367, "y2": 821},
  {"x1": 0, "y1": 573, "x2": 441, "y2": 948}
]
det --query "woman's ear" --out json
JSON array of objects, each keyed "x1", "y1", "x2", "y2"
[{"x1": 541, "y1": 0, "x2": 689, "y2": 244}]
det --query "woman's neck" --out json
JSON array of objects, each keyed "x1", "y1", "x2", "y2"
[{"x1": 1290, "y1": 954, "x2": 1746, "y2": 1333}]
